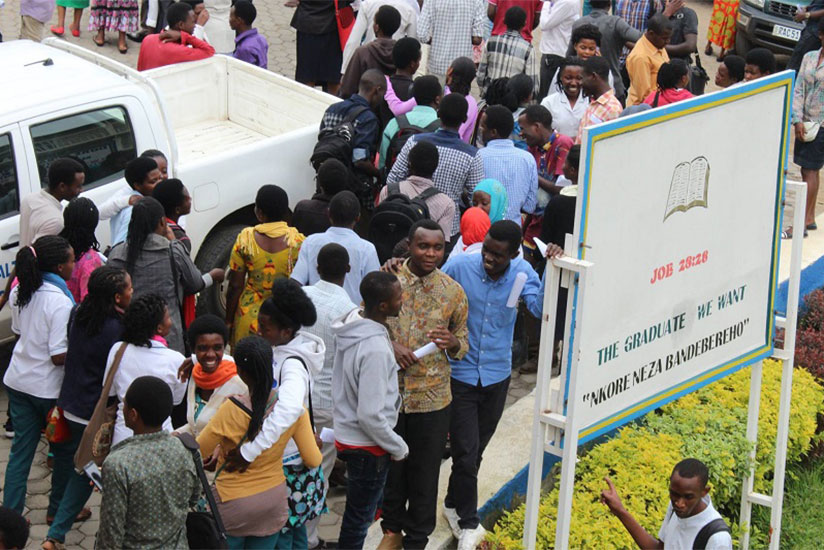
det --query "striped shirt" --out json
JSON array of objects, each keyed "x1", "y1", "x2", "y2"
[
  {"x1": 418, "y1": 0, "x2": 487, "y2": 75},
  {"x1": 576, "y1": 89, "x2": 623, "y2": 144},
  {"x1": 792, "y1": 49, "x2": 824, "y2": 125},
  {"x1": 387, "y1": 128, "x2": 485, "y2": 235},
  {"x1": 478, "y1": 139, "x2": 539, "y2": 224},
  {"x1": 476, "y1": 29, "x2": 540, "y2": 97}
]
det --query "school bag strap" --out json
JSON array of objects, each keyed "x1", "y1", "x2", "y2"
[
  {"x1": 175, "y1": 432, "x2": 228, "y2": 543},
  {"x1": 693, "y1": 517, "x2": 730, "y2": 550},
  {"x1": 280, "y1": 356, "x2": 315, "y2": 431},
  {"x1": 344, "y1": 105, "x2": 369, "y2": 125}
]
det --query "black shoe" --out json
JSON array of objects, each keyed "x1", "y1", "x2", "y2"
[
  {"x1": 126, "y1": 31, "x2": 148, "y2": 43},
  {"x1": 4, "y1": 417, "x2": 13, "y2": 439}
]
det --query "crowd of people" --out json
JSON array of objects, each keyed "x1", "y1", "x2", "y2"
[{"x1": 1, "y1": 1, "x2": 823, "y2": 550}]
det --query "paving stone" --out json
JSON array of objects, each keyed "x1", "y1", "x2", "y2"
[
  {"x1": 79, "y1": 519, "x2": 100, "y2": 536},
  {"x1": 28, "y1": 523, "x2": 49, "y2": 542},
  {"x1": 519, "y1": 373, "x2": 537, "y2": 385},
  {"x1": 317, "y1": 524, "x2": 339, "y2": 543},
  {"x1": 24, "y1": 508, "x2": 47, "y2": 526},
  {"x1": 26, "y1": 493, "x2": 50, "y2": 511},
  {"x1": 510, "y1": 387, "x2": 530, "y2": 399},
  {"x1": 65, "y1": 529, "x2": 85, "y2": 546},
  {"x1": 319, "y1": 511, "x2": 340, "y2": 527},
  {"x1": 28, "y1": 465, "x2": 50, "y2": 481},
  {"x1": 27, "y1": 478, "x2": 51, "y2": 495},
  {"x1": 79, "y1": 535, "x2": 97, "y2": 550}
]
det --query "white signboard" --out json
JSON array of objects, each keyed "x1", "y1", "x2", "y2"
[{"x1": 568, "y1": 73, "x2": 793, "y2": 444}]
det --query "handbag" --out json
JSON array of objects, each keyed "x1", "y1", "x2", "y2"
[
  {"x1": 45, "y1": 406, "x2": 71, "y2": 444},
  {"x1": 334, "y1": 0, "x2": 356, "y2": 51},
  {"x1": 802, "y1": 121, "x2": 820, "y2": 142},
  {"x1": 176, "y1": 432, "x2": 229, "y2": 550},
  {"x1": 687, "y1": 54, "x2": 709, "y2": 96},
  {"x1": 73, "y1": 342, "x2": 128, "y2": 470}
]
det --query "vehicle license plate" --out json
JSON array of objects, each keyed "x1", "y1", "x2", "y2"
[{"x1": 772, "y1": 24, "x2": 801, "y2": 41}]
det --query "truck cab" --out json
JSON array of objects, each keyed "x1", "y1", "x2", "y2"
[
  {"x1": 0, "y1": 39, "x2": 338, "y2": 342},
  {"x1": 736, "y1": 0, "x2": 811, "y2": 56}
]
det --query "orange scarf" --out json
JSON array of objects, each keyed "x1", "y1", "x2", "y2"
[{"x1": 192, "y1": 359, "x2": 238, "y2": 390}]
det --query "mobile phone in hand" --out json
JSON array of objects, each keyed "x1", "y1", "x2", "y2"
[{"x1": 82, "y1": 461, "x2": 103, "y2": 492}]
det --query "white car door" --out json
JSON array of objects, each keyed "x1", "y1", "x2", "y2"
[{"x1": 0, "y1": 125, "x2": 33, "y2": 342}]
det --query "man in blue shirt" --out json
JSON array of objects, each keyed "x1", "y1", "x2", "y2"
[
  {"x1": 105, "y1": 157, "x2": 163, "y2": 246},
  {"x1": 478, "y1": 105, "x2": 539, "y2": 225},
  {"x1": 291, "y1": 190, "x2": 380, "y2": 304},
  {"x1": 440, "y1": 220, "x2": 550, "y2": 550},
  {"x1": 319, "y1": 69, "x2": 387, "y2": 181}
]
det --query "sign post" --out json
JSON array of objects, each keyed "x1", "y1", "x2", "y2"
[{"x1": 523, "y1": 72, "x2": 798, "y2": 550}]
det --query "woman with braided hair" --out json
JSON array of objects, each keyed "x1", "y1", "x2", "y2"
[
  {"x1": 102, "y1": 293, "x2": 187, "y2": 446},
  {"x1": 60, "y1": 197, "x2": 105, "y2": 303},
  {"x1": 108, "y1": 196, "x2": 224, "y2": 354},
  {"x1": 43, "y1": 266, "x2": 133, "y2": 550},
  {"x1": 2, "y1": 235, "x2": 75, "y2": 516},
  {"x1": 197, "y1": 335, "x2": 321, "y2": 549}
]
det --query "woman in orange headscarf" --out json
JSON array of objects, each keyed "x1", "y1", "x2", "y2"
[{"x1": 449, "y1": 207, "x2": 492, "y2": 259}]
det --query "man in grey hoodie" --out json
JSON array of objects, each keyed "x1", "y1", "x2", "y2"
[{"x1": 333, "y1": 271, "x2": 409, "y2": 550}]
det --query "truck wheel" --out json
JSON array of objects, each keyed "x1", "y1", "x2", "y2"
[
  {"x1": 735, "y1": 32, "x2": 752, "y2": 56},
  {"x1": 195, "y1": 224, "x2": 247, "y2": 320}
]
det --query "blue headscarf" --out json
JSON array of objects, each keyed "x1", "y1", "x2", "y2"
[{"x1": 473, "y1": 179, "x2": 508, "y2": 223}]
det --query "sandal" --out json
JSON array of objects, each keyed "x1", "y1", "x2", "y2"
[
  {"x1": 704, "y1": 44, "x2": 713, "y2": 56},
  {"x1": 50, "y1": 26, "x2": 64, "y2": 36},
  {"x1": 93, "y1": 37, "x2": 105, "y2": 47},
  {"x1": 118, "y1": 45, "x2": 128, "y2": 54},
  {"x1": 42, "y1": 538, "x2": 66, "y2": 550},
  {"x1": 46, "y1": 507, "x2": 91, "y2": 526},
  {"x1": 807, "y1": 222, "x2": 818, "y2": 230},
  {"x1": 71, "y1": 28, "x2": 80, "y2": 38},
  {"x1": 782, "y1": 228, "x2": 808, "y2": 239}
]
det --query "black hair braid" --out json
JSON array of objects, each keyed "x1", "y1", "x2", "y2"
[
  {"x1": 125, "y1": 197, "x2": 165, "y2": 274},
  {"x1": 15, "y1": 235, "x2": 72, "y2": 308},
  {"x1": 60, "y1": 197, "x2": 100, "y2": 260},
  {"x1": 233, "y1": 336, "x2": 274, "y2": 441},
  {"x1": 74, "y1": 266, "x2": 129, "y2": 337},
  {"x1": 121, "y1": 294, "x2": 167, "y2": 348}
]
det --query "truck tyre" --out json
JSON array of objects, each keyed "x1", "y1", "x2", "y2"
[
  {"x1": 195, "y1": 223, "x2": 247, "y2": 320},
  {"x1": 735, "y1": 32, "x2": 752, "y2": 56}
]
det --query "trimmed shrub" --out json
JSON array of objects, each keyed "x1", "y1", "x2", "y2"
[{"x1": 485, "y1": 361, "x2": 824, "y2": 549}]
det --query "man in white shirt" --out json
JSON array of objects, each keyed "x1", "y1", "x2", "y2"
[
  {"x1": 301, "y1": 243, "x2": 357, "y2": 550},
  {"x1": 291, "y1": 191, "x2": 380, "y2": 304},
  {"x1": 538, "y1": 0, "x2": 579, "y2": 100},
  {"x1": 342, "y1": 0, "x2": 418, "y2": 74},
  {"x1": 20, "y1": 157, "x2": 84, "y2": 247},
  {"x1": 601, "y1": 458, "x2": 733, "y2": 550}
]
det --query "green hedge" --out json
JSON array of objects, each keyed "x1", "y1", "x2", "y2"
[{"x1": 484, "y1": 361, "x2": 824, "y2": 549}]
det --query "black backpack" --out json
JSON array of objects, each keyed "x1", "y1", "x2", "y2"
[
  {"x1": 384, "y1": 115, "x2": 440, "y2": 174},
  {"x1": 369, "y1": 182, "x2": 443, "y2": 262},
  {"x1": 310, "y1": 105, "x2": 370, "y2": 172}
]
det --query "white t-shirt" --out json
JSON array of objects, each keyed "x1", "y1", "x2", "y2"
[
  {"x1": 658, "y1": 497, "x2": 732, "y2": 550},
  {"x1": 541, "y1": 91, "x2": 589, "y2": 140},
  {"x1": 104, "y1": 340, "x2": 187, "y2": 446},
  {"x1": 4, "y1": 283, "x2": 73, "y2": 399}
]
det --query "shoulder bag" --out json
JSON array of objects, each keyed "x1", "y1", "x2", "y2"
[
  {"x1": 177, "y1": 432, "x2": 229, "y2": 550},
  {"x1": 334, "y1": 0, "x2": 356, "y2": 51},
  {"x1": 73, "y1": 342, "x2": 128, "y2": 470}
]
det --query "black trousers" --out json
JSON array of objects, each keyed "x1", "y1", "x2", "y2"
[
  {"x1": 381, "y1": 406, "x2": 451, "y2": 549},
  {"x1": 444, "y1": 377, "x2": 510, "y2": 530},
  {"x1": 539, "y1": 54, "x2": 565, "y2": 101}
]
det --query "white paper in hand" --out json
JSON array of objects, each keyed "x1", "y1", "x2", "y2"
[
  {"x1": 319, "y1": 427, "x2": 335, "y2": 444},
  {"x1": 413, "y1": 341, "x2": 439, "y2": 359},
  {"x1": 506, "y1": 272, "x2": 528, "y2": 308},
  {"x1": 533, "y1": 237, "x2": 548, "y2": 258}
]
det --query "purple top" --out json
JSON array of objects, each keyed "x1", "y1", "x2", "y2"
[
  {"x1": 20, "y1": 0, "x2": 55, "y2": 23},
  {"x1": 232, "y1": 28, "x2": 269, "y2": 70},
  {"x1": 384, "y1": 78, "x2": 479, "y2": 144}
]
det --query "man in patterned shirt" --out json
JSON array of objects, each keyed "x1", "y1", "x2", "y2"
[
  {"x1": 476, "y1": 6, "x2": 540, "y2": 97},
  {"x1": 577, "y1": 56, "x2": 623, "y2": 144},
  {"x1": 97, "y1": 376, "x2": 200, "y2": 549},
  {"x1": 417, "y1": 0, "x2": 486, "y2": 81},
  {"x1": 387, "y1": 93, "x2": 486, "y2": 238},
  {"x1": 380, "y1": 219, "x2": 468, "y2": 550}
]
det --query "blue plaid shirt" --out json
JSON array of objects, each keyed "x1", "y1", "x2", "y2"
[{"x1": 478, "y1": 139, "x2": 539, "y2": 224}]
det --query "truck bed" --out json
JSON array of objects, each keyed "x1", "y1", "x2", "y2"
[{"x1": 145, "y1": 56, "x2": 337, "y2": 162}]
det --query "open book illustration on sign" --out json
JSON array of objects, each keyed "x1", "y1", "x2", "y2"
[{"x1": 663, "y1": 156, "x2": 710, "y2": 221}]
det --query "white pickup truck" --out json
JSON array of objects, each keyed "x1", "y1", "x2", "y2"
[{"x1": 0, "y1": 39, "x2": 338, "y2": 341}]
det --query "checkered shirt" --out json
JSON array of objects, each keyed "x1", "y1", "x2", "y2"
[
  {"x1": 477, "y1": 30, "x2": 540, "y2": 97},
  {"x1": 386, "y1": 128, "x2": 485, "y2": 235},
  {"x1": 417, "y1": 0, "x2": 487, "y2": 75},
  {"x1": 615, "y1": 0, "x2": 664, "y2": 59}
]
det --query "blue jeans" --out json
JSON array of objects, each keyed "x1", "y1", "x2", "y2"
[
  {"x1": 337, "y1": 450, "x2": 391, "y2": 550},
  {"x1": 47, "y1": 420, "x2": 93, "y2": 542},
  {"x1": 2, "y1": 388, "x2": 75, "y2": 515},
  {"x1": 227, "y1": 533, "x2": 281, "y2": 549},
  {"x1": 273, "y1": 524, "x2": 307, "y2": 549}
]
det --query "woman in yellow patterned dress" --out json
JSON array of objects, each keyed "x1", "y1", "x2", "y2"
[
  {"x1": 225, "y1": 185, "x2": 304, "y2": 347},
  {"x1": 705, "y1": 0, "x2": 739, "y2": 61}
]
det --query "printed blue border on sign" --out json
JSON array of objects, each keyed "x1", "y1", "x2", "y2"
[{"x1": 565, "y1": 72, "x2": 795, "y2": 445}]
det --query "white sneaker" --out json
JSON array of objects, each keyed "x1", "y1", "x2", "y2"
[
  {"x1": 457, "y1": 525, "x2": 487, "y2": 550},
  {"x1": 442, "y1": 505, "x2": 461, "y2": 539}
]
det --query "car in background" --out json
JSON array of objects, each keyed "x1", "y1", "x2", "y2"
[{"x1": 735, "y1": 0, "x2": 811, "y2": 56}]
